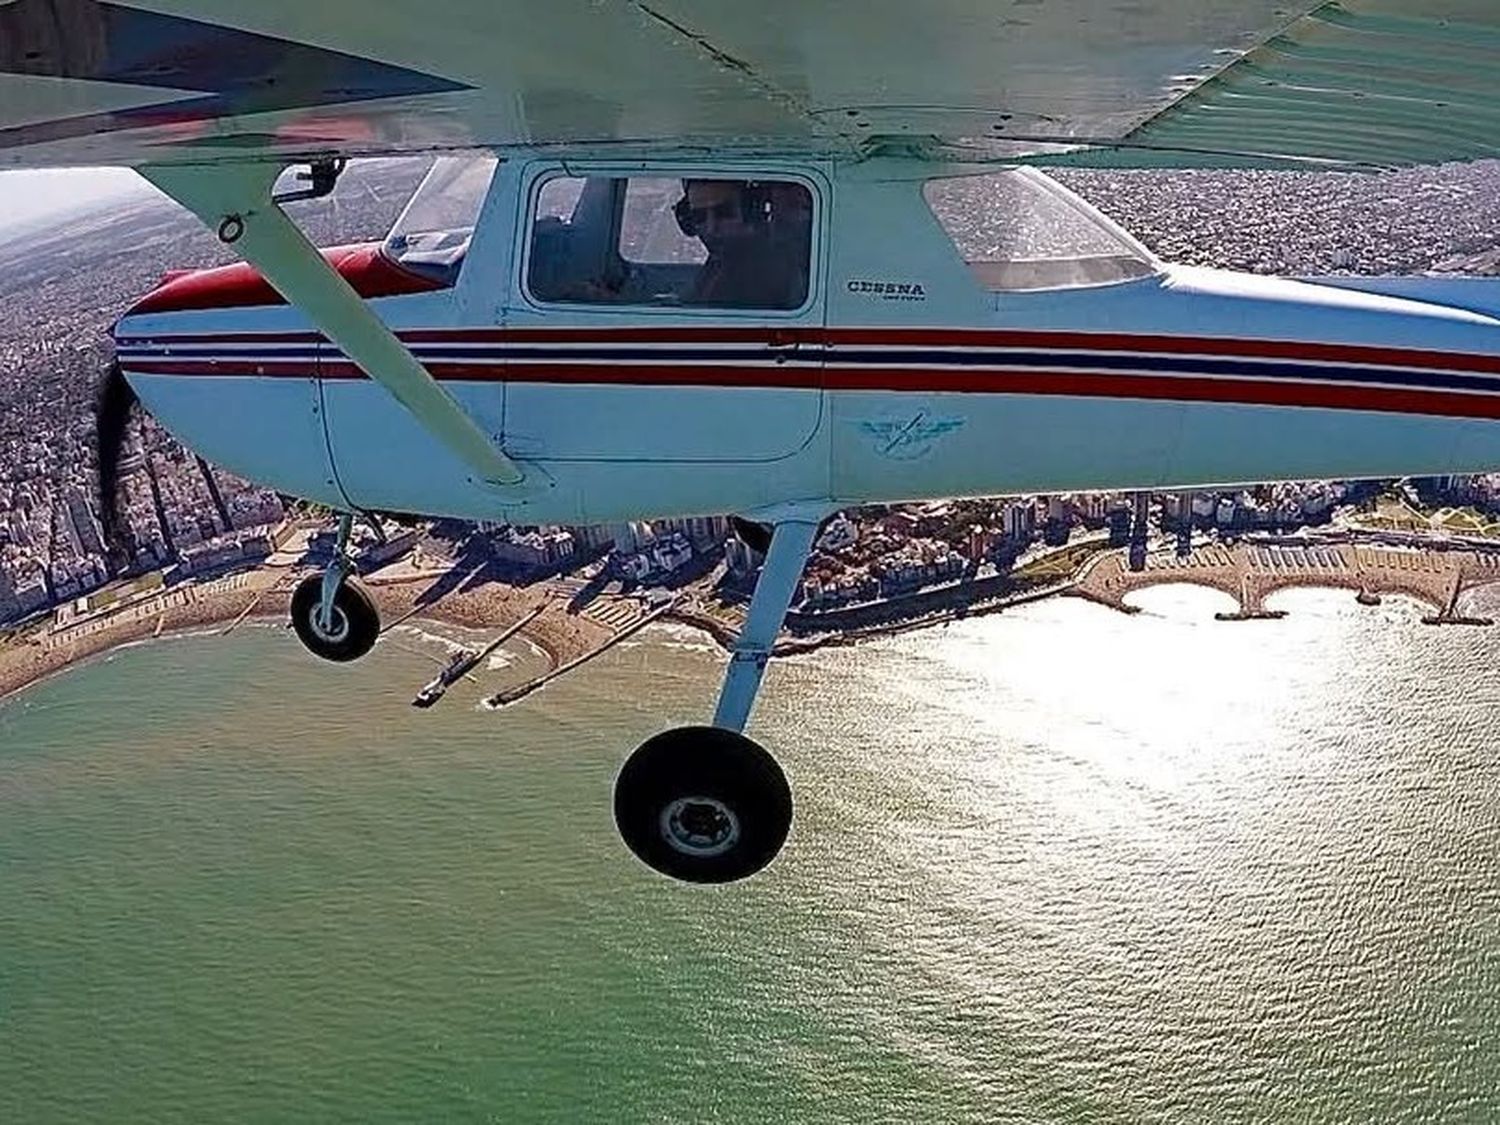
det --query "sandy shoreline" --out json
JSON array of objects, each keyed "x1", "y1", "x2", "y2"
[{"x1": 0, "y1": 569, "x2": 612, "y2": 706}]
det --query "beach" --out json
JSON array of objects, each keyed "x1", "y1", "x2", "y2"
[
  {"x1": 13, "y1": 517, "x2": 1500, "y2": 707},
  {"x1": 0, "y1": 564, "x2": 613, "y2": 705}
]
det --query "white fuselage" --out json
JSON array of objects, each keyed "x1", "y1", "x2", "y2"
[{"x1": 112, "y1": 158, "x2": 1500, "y2": 526}]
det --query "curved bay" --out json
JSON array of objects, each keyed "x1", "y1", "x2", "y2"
[{"x1": 1, "y1": 596, "x2": 1497, "y2": 1124}]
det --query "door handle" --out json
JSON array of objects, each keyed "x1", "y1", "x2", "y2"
[{"x1": 767, "y1": 331, "x2": 801, "y2": 362}]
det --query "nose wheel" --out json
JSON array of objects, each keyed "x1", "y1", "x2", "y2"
[
  {"x1": 289, "y1": 512, "x2": 380, "y2": 662},
  {"x1": 614, "y1": 726, "x2": 792, "y2": 884},
  {"x1": 290, "y1": 572, "x2": 379, "y2": 662}
]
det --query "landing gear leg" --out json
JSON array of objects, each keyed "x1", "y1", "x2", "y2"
[
  {"x1": 615, "y1": 514, "x2": 823, "y2": 883},
  {"x1": 290, "y1": 512, "x2": 380, "y2": 662},
  {"x1": 713, "y1": 516, "x2": 822, "y2": 734},
  {"x1": 317, "y1": 512, "x2": 357, "y2": 636}
]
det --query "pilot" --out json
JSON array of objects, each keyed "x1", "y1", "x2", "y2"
[{"x1": 675, "y1": 179, "x2": 809, "y2": 309}]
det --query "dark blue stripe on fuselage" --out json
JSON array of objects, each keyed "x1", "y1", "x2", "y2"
[
  {"x1": 827, "y1": 349, "x2": 1500, "y2": 394},
  {"x1": 115, "y1": 341, "x2": 1500, "y2": 395}
]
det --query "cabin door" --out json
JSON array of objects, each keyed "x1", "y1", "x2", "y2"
[{"x1": 503, "y1": 169, "x2": 825, "y2": 464}]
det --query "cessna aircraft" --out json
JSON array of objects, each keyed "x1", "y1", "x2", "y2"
[{"x1": 4, "y1": 0, "x2": 1500, "y2": 883}]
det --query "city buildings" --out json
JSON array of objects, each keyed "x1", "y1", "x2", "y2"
[{"x1": 4, "y1": 159, "x2": 1500, "y2": 623}]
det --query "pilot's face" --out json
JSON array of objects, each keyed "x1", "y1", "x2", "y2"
[{"x1": 685, "y1": 181, "x2": 751, "y2": 251}]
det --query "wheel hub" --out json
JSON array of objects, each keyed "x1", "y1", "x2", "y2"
[
  {"x1": 310, "y1": 605, "x2": 350, "y2": 644},
  {"x1": 659, "y1": 796, "x2": 741, "y2": 858}
]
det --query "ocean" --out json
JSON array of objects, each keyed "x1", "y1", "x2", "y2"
[{"x1": 1, "y1": 587, "x2": 1497, "y2": 1123}]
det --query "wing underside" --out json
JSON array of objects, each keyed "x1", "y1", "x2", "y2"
[
  {"x1": 0, "y1": 0, "x2": 1494, "y2": 169},
  {"x1": 1073, "y1": 1, "x2": 1500, "y2": 169}
]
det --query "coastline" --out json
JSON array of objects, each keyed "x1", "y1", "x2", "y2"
[
  {"x1": 13, "y1": 526, "x2": 1500, "y2": 707},
  {"x1": 0, "y1": 569, "x2": 610, "y2": 707}
]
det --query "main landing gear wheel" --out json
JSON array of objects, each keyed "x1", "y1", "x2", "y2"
[
  {"x1": 614, "y1": 726, "x2": 793, "y2": 884},
  {"x1": 290, "y1": 573, "x2": 379, "y2": 662}
]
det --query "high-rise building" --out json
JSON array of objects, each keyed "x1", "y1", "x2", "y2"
[
  {"x1": 65, "y1": 489, "x2": 105, "y2": 557},
  {"x1": 1001, "y1": 501, "x2": 1034, "y2": 542},
  {"x1": 966, "y1": 524, "x2": 992, "y2": 562},
  {"x1": 1075, "y1": 492, "x2": 1108, "y2": 522},
  {"x1": 0, "y1": 568, "x2": 16, "y2": 621},
  {"x1": 611, "y1": 521, "x2": 656, "y2": 554},
  {"x1": 684, "y1": 515, "x2": 729, "y2": 551},
  {"x1": 725, "y1": 535, "x2": 761, "y2": 577},
  {"x1": 568, "y1": 524, "x2": 617, "y2": 552}
]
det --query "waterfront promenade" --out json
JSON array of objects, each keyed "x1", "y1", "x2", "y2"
[
  {"x1": 1075, "y1": 539, "x2": 1500, "y2": 622},
  {"x1": 0, "y1": 562, "x2": 618, "y2": 704},
  {"x1": 15, "y1": 528, "x2": 1500, "y2": 706}
]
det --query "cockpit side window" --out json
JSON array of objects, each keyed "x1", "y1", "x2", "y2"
[
  {"x1": 923, "y1": 168, "x2": 1160, "y2": 292},
  {"x1": 525, "y1": 173, "x2": 813, "y2": 310},
  {"x1": 381, "y1": 155, "x2": 498, "y2": 286},
  {"x1": 619, "y1": 178, "x2": 707, "y2": 266}
]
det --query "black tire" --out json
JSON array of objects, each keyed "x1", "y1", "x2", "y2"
[
  {"x1": 290, "y1": 574, "x2": 380, "y2": 663},
  {"x1": 614, "y1": 726, "x2": 793, "y2": 884}
]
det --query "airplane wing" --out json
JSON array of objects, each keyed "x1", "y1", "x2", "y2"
[
  {"x1": 1057, "y1": 0, "x2": 1500, "y2": 169},
  {"x1": 0, "y1": 0, "x2": 1496, "y2": 171}
]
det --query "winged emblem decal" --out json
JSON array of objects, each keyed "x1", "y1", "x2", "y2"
[{"x1": 855, "y1": 412, "x2": 966, "y2": 461}]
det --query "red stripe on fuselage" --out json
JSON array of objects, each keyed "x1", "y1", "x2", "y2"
[
  {"x1": 114, "y1": 325, "x2": 1500, "y2": 376},
  {"x1": 126, "y1": 361, "x2": 314, "y2": 377},
  {"x1": 826, "y1": 367, "x2": 1500, "y2": 419},
  {"x1": 399, "y1": 326, "x2": 1500, "y2": 376},
  {"x1": 832, "y1": 329, "x2": 1500, "y2": 375},
  {"x1": 120, "y1": 359, "x2": 1500, "y2": 420},
  {"x1": 396, "y1": 327, "x2": 1500, "y2": 373}
]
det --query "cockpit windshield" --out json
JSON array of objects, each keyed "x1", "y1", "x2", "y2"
[
  {"x1": 924, "y1": 167, "x2": 1160, "y2": 292},
  {"x1": 382, "y1": 155, "x2": 499, "y2": 285}
]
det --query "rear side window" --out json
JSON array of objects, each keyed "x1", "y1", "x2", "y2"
[
  {"x1": 527, "y1": 174, "x2": 812, "y2": 309},
  {"x1": 923, "y1": 168, "x2": 1159, "y2": 292}
]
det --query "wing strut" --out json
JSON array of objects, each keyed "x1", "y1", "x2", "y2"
[{"x1": 139, "y1": 161, "x2": 526, "y2": 489}]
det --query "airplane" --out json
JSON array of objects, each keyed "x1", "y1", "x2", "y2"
[{"x1": 4, "y1": 0, "x2": 1500, "y2": 884}]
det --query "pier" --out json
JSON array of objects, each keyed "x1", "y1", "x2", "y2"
[
  {"x1": 1074, "y1": 538, "x2": 1500, "y2": 623},
  {"x1": 411, "y1": 602, "x2": 547, "y2": 708},
  {"x1": 486, "y1": 600, "x2": 675, "y2": 708}
]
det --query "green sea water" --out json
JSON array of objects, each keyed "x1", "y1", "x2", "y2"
[{"x1": 2, "y1": 588, "x2": 1498, "y2": 1124}]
